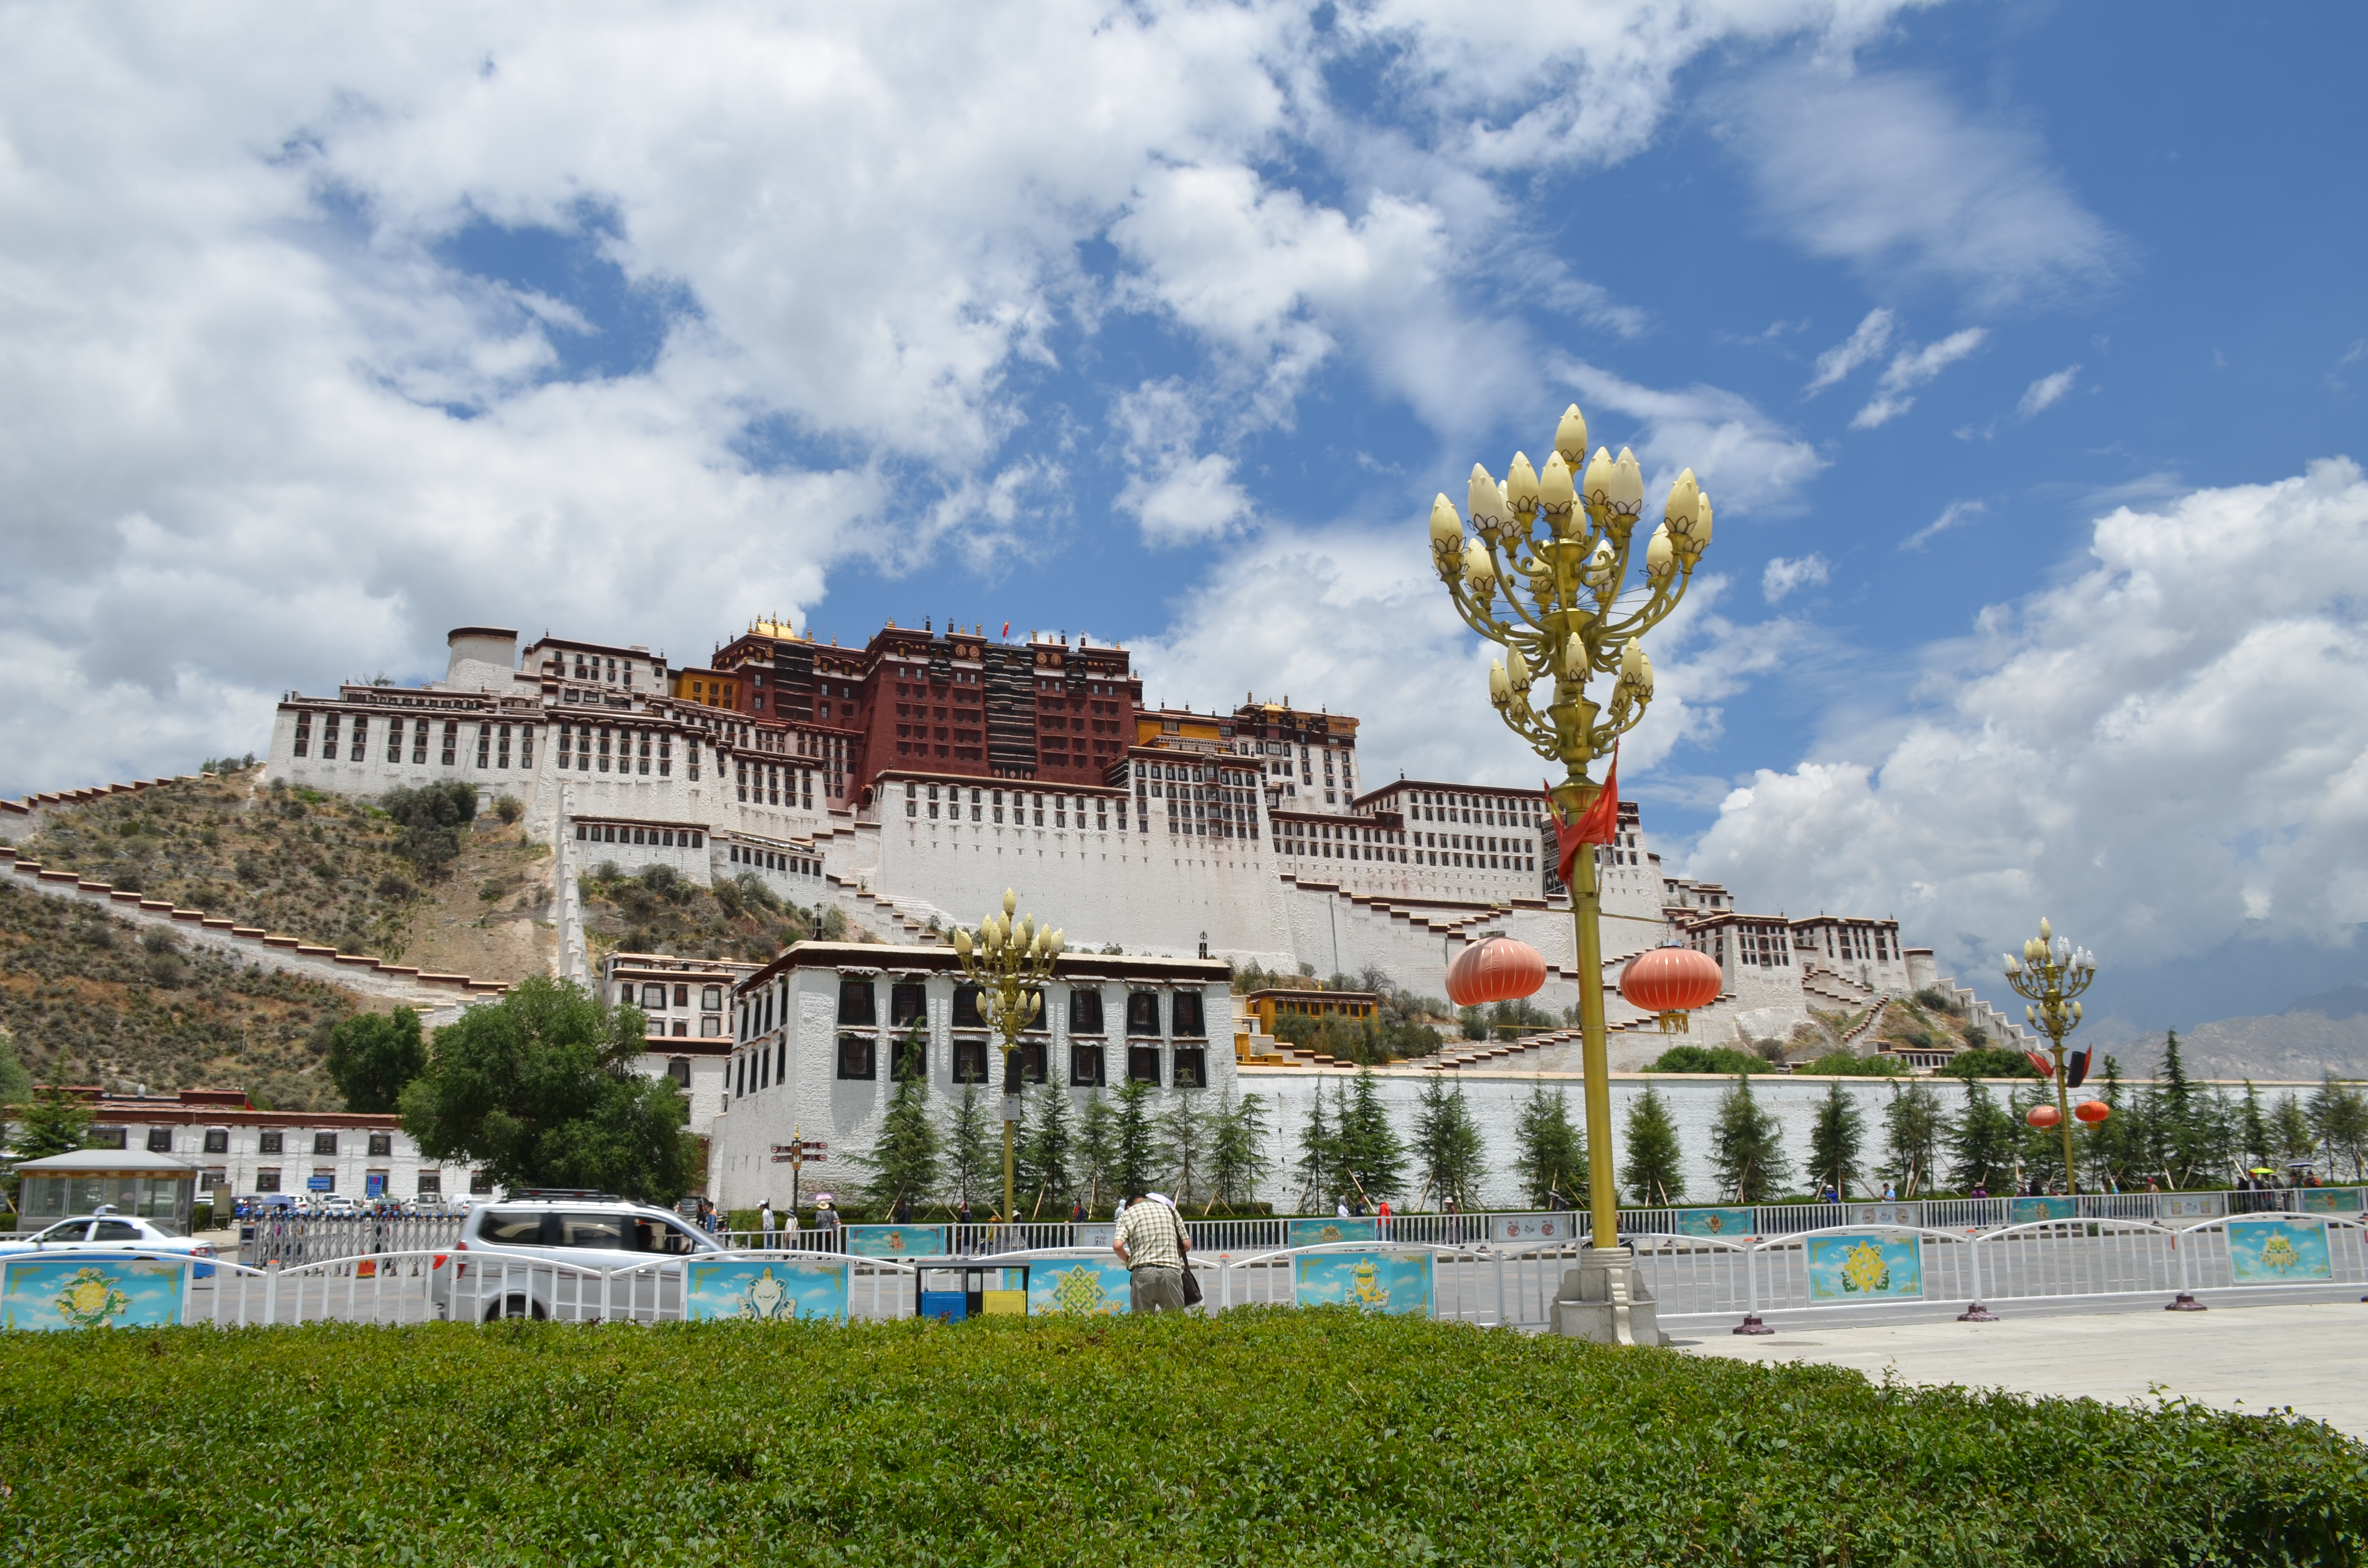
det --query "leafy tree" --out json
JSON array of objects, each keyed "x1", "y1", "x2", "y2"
[
  {"x1": 1205, "y1": 1091, "x2": 1273, "y2": 1213},
  {"x1": 1016, "y1": 1082, "x2": 1075, "y2": 1217},
  {"x1": 1619, "y1": 1085, "x2": 1685, "y2": 1206},
  {"x1": 1942, "y1": 1047, "x2": 2042, "y2": 1081},
  {"x1": 1710, "y1": 1074, "x2": 1788, "y2": 1203},
  {"x1": 943, "y1": 1086, "x2": 995, "y2": 1209},
  {"x1": 1154, "y1": 1088, "x2": 1205, "y2": 1205},
  {"x1": 1073, "y1": 1090, "x2": 1117, "y2": 1212},
  {"x1": 10, "y1": 1057, "x2": 95, "y2": 1170},
  {"x1": 862, "y1": 1037, "x2": 940, "y2": 1213},
  {"x1": 1880, "y1": 1079, "x2": 1949, "y2": 1198},
  {"x1": 2155, "y1": 1030, "x2": 2216, "y2": 1184},
  {"x1": 2238, "y1": 1081, "x2": 2272, "y2": 1175},
  {"x1": 1945, "y1": 1078, "x2": 2019, "y2": 1195},
  {"x1": 1795, "y1": 1052, "x2": 1909, "y2": 1078},
  {"x1": 1112, "y1": 1078, "x2": 1158, "y2": 1198},
  {"x1": 399, "y1": 976, "x2": 697, "y2": 1203},
  {"x1": 379, "y1": 781, "x2": 477, "y2": 879},
  {"x1": 1337, "y1": 1069, "x2": 1406, "y2": 1204},
  {"x1": 1646, "y1": 1043, "x2": 1770, "y2": 1075},
  {"x1": 0, "y1": 1030, "x2": 31, "y2": 1105},
  {"x1": 1293, "y1": 1084, "x2": 1342, "y2": 1210},
  {"x1": 2307, "y1": 1073, "x2": 2368, "y2": 1180},
  {"x1": 324, "y1": 1006, "x2": 426, "y2": 1114},
  {"x1": 2271, "y1": 1091, "x2": 2317, "y2": 1170},
  {"x1": 1513, "y1": 1082, "x2": 1586, "y2": 1209},
  {"x1": 1410, "y1": 1076, "x2": 1486, "y2": 1210},
  {"x1": 1807, "y1": 1079, "x2": 1864, "y2": 1198}
]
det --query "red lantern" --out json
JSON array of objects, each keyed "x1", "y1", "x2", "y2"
[
  {"x1": 1444, "y1": 934, "x2": 1547, "y2": 1007},
  {"x1": 2026, "y1": 1103, "x2": 2061, "y2": 1129},
  {"x1": 2074, "y1": 1099, "x2": 2110, "y2": 1124},
  {"x1": 1619, "y1": 945, "x2": 1725, "y2": 1034}
]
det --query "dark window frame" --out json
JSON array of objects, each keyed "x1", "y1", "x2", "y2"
[
  {"x1": 313, "y1": 1132, "x2": 339, "y2": 1156},
  {"x1": 1068, "y1": 988, "x2": 1104, "y2": 1035},
  {"x1": 1172, "y1": 1047, "x2": 1209, "y2": 1089},
  {"x1": 838, "y1": 980, "x2": 877, "y2": 1026},
  {"x1": 145, "y1": 1127, "x2": 173, "y2": 1153},
  {"x1": 1126, "y1": 1045, "x2": 1163, "y2": 1085},
  {"x1": 1069, "y1": 1043, "x2": 1105, "y2": 1087},
  {"x1": 836, "y1": 1033, "x2": 877, "y2": 1080},
  {"x1": 890, "y1": 1029, "x2": 927, "y2": 1082},
  {"x1": 367, "y1": 1133, "x2": 393, "y2": 1158},
  {"x1": 889, "y1": 981, "x2": 927, "y2": 1027},
  {"x1": 1125, "y1": 992, "x2": 1161, "y2": 1037},
  {"x1": 951, "y1": 983, "x2": 984, "y2": 1028},
  {"x1": 1172, "y1": 991, "x2": 1206, "y2": 1038},
  {"x1": 952, "y1": 1036, "x2": 989, "y2": 1084},
  {"x1": 258, "y1": 1130, "x2": 284, "y2": 1155}
]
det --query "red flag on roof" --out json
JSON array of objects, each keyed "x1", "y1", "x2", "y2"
[
  {"x1": 1544, "y1": 744, "x2": 1621, "y2": 886},
  {"x1": 1001, "y1": 620, "x2": 1010, "y2": 639}
]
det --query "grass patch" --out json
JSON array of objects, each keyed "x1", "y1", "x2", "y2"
[{"x1": 2, "y1": 1312, "x2": 2360, "y2": 1565}]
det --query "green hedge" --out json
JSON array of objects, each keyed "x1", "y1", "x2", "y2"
[{"x1": 2, "y1": 1313, "x2": 2361, "y2": 1565}]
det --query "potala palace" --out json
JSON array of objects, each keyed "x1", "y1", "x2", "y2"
[{"x1": 261, "y1": 621, "x2": 2013, "y2": 1076}]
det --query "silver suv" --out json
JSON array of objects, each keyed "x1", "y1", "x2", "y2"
[{"x1": 431, "y1": 1189, "x2": 721, "y2": 1321}]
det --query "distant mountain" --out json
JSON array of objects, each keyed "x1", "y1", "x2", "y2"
[
  {"x1": 2285, "y1": 982, "x2": 2368, "y2": 1022},
  {"x1": 2110, "y1": 1010, "x2": 2368, "y2": 1083}
]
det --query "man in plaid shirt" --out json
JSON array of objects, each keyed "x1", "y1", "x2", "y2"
[{"x1": 1112, "y1": 1188, "x2": 1188, "y2": 1313}]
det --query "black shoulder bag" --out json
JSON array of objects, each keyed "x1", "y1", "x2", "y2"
[{"x1": 1172, "y1": 1205, "x2": 1203, "y2": 1307}]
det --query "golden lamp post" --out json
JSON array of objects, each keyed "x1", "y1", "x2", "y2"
[
  {"x1": 2002, "y1": 917, "x2": 2097, "y2": 1192},
  {"x1": 952, "y1": 888, "x2": 1063, "y2": 1225},
  {"x1": 1429, "y1": 403, "x2": 1711, "y2": 1315}
]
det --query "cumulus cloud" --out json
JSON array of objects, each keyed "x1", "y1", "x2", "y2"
[
  {"x1": 1685, "y1": 460, "x2": 2368, "y2": 980},
  {"x1": 2018, "y1": 364, "x2": 2082, "y2": 417},
  {"x1": 1729, "y1": 66, "x2": 2118, "y2": 307},
  {"x1": 1762, "y1": 553, "x2": 1831, "y2": 602},
  {"x1": 1111, "y1": 380, "x2": 1258, "y2": 546},
  {"x1": 1805, "y1": 307, "x2": 1895, "y2": 394},
  {"x1": 1558, "y1": 362, "x2": 1826, "y2": 516},
  {"x1": 1850, "y1": 327, "x2": 1987, "y2": 429}
]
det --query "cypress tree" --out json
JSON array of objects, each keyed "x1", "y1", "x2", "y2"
[
  {"x1": 1944, "y1": 1078, "x2": 2017, "y2": 1194},
  {"x1": 1293, "y1": 1084, "x2": 1341, "y2": 1210},
  {"x1": 1880, "y1": 1078, "x2": 1948, "y2": 1198},
  {"x1": 1710, "y1": 1073, "x2": 1788, "y2": 1202},
  {"x1": 1015, "y1": 1083, "x2": 1075, "y2": 1217},
  {"x1": 1513, "y1": 1081, "x2": 1586, "y2": 1209},
  {"x1": 11, "y1": 1056, "x2": 94, "y2": 1165},
  {"x1": 1618, "y1": 1084, "x2": 1685, "y2": 1206},
  {"x1": 1806, "y1": 1078, "x2": 1863, "y2": 1199},
  {"x1": 1205, "y1": 1091, "x2": 1273, "y2": 1213},
  {"x1": 1112, "y1": 1078, "x2": 1158, "y2": 1198},
  {"x1": 1073, "y1": 1089, "x2": 1117, "y2": 1213},
  {"x1": 1337, "y1": 1068, "x2": 1406, "y2": 1204},
  {"x1": 1155, "y1": 1088, "x2": 1207, "y2": 1204},
  {"x1": 862, "y1": 1040, "x2": 941, "y2": 1213},
  {"x1": 1411, "y1": 1076, "x2": 1486, "y2": 1210},
  {"x1": 942, "y1": 1085, "x2": 995, "y2": 1209},
  {"x1": 2272, "y1": 1090, "x2": 2316, "y2": 1170}
]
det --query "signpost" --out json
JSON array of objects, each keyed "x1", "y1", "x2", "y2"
[{"x1": 772, "y1": 1128, "x2": 826, "y2": 1213}]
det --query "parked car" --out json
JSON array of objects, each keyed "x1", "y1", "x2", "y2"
[
  {"x1": 429, "y1": 1190, "x2": 721, "y2": 1322},
  {"x1": 1, "y1": 1212, "x2": 218, "y2": 1278}
]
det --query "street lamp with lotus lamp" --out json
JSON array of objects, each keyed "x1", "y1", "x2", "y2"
[{"x1": 952, "y1": 888, "x2": 1063, "y2": 1226}]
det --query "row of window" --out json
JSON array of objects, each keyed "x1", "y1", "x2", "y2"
[
  {"x1": 244, "y1": 1168, "x2": 489, "y2": 1196},
  {"x1": 558, "y1": 723, "x2": 677, "y2": 777},
  {"x1": 831, "y1": 980, "x2": 1205, "y2": 1037},
  {"x1": 579, "y1": 823, "x2": 706, "y2": 848},
  {"x1": 731, "y1": 843, "x2": 818, "y2": 876},
  {"x1": 97, "y1": 1127, "x2": 396, "y2": 1156},
  {"x1": 739, "y1": 762, "x2": 815, "y2": 809},
  {"x1": 731, "y1": 1033, "x2": 1208, "y2": 1095},
  {"x1": 625, "y1": 981, "x2": 729, "y2": 1012},
  {"x1": 904, "y1": 781, "x2": 1128, "y2": 829},
  {"x1": 1402, "y1": 790, "x2": 1543, "y2": 829}
]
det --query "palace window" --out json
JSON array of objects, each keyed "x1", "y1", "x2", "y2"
[
  {"x1": 890, "y1": 1029, "x2": 925, "y2": 1081},
  {"x1": 476, "y1": 723, "x2": 491, "y2": 769},
  {"x1": 442, "y1": 721, "x2": 458, "y2": 767},
  {"x1": 1126, "y1": 992, "x2": 1161, "y2": 1036},
  {"x1": 1068, "y1": 989, "x2": 1103, "y2": 1034},
  {"x1": 952, "y1": 1036, "x2": 988, "y2": 1083},
  {"x1": 1069, "y1": 1044, "x2": 1105, "y2": 1086},
  {"x1": 293, "y1": 713, "x2": 310, "y2": 757},
  {"x1": 890, "y1": 982, "x2": 926, "y2": 1027},
  {"x1": 1127, "y1": 1046, "x2": 1163, "y2": 1085},
  {"x1": 386, "y1": 720, "x2": 403, "y2": 764},
  {"x1": 321, "y1": 713, "x2": 341, "y2": 760},
  {"x1": 838, "y1": 980, "x2": 877, "y2": 1026},
  {"x1": 496, "y1": 724, "x2": 511, "y2": 769}
]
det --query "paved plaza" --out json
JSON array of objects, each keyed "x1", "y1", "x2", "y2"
[{"x1": 1679, "y1": 1299, "x2": 2368, "y2": 1437}]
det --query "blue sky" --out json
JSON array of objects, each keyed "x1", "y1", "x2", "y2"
[{"x1": 1, "y1": 1, "x2": 2362, "y2": 1038}]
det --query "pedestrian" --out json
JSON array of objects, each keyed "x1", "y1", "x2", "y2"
[
  {"x1": 814, "y1": 1195, "x2": 839, "y2": 1250},
  {"x1": 1377, "y1": 1199, "x2": 1392, "y2": 1239},
  {"x1": 1881, "y1": 1181, "x2": 1896, "y2": 1202},
  {"x1": 1442, "y1": 1195, "x2": 1459, "y2": 1244},
  {"x1": 760, "y1": 1200, "x2": 776, "y2": 1249},
  {"x1": 894, "y1": 1194, "x2": 913, "y2": 1225},
  {"x1": 1071, "y1": 1197, "x2": 1085, "y2": 1226},
  {"x1": 781, "y1": 1203, "x2": 800, "y2": 1249},
  {"x1": 1112, "y1": 1185, "x2": 1188, "y2": 1314},
  {"x1": 1335, "y1": 1197, "x2": 1350, "y2": 1222}
]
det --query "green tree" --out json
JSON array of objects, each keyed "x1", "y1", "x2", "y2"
[
  {"x1": 2307, "y1": 1073, "x2": 2368, "y2": 1180},
  {"x1": 1293, "y1": 1085, "x2": 1342, "y2": 1210},
  {"x1": 324, "y1": 1006, "x2": 427, "y2": 1114},
  {"x1": 1619, "y1": 1085, "x2": 1686, "y2": 1206},
  {"x1": 0, "y1": 1030, "x2": 30, "y2": 1105},
  {"x1": 1073, "y1": 1090, "x2": 1117, "y2": 1212},
  {"x1": 1112, "y1": 1078, "x2": 1158, "y2": 1198},
  {"x1": 1154, "y1": 1088, "x2": 1205, "y2": 1205},
  {"x1": 399, "y1": 976, "x2": 697, "y2": 1203},
  {"x1": 379, "y1": 780, "x2": 477, "y2": 879},
  {"x1": 862, "y1": 1036, "x2": 940, "y2": 1213},
  {"x1": 943, "y1": 1086, "x2": 995, "y2": 1209},
  {"x1": 2238, "y1": 1081, "x2": 2272, "y2": 1175},
  {"x1": 1941, "y1": 1047, "x2": 2042, "y2": 1081},
  {"x1": 1513, "y1": 1082, "x2": 1586, "y2": 1209},
  {"x1": 1337, "y1": 1069, "x2": 1406, "y2": 1204},
  {"x1": 11, "y1": 1057, "x2": 95, "y2": 1167},
  {"x1": 1410, "y1": 1076, "x2": 1486, "y2": 1210},
  {"x1": 1807, "y1": 1079, "x2": 1864, "y2": 1198},
  {"x1": 2271, "y1": 1090, "x2": 2317, "y2": 1170},
  {"x1": 1646, "y1": 1043, "x2": 1770, "y2": 1075},
  {"x1": 1016, "y1": 1082, "x2": 1076, "y2": 1217},
  {"x1": 1945, "y1": 1078, "x2": 2019, "y2": 1195},
  {"x1": 1205, "y1": 1091, "x2": 1273, "y2": 1213},
  {"x1": 1710, "y1": 1074, "x2": 1788, "y2": 1202},
  {"x1": 1880, "y1": 1079, "x2": 1949, "y2": 1198}
]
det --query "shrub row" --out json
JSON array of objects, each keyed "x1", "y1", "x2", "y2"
[{"x1": 2, "y1": 1311, "x2": 2361, "y2": 1565}]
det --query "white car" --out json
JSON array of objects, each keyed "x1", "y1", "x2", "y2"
[
  {"x1": 429, "y1": 1190, "x2": 723, "y2": 1321},
  {"x1": 2, "y1": 1213, "x2": 219, "y2": 1277}
]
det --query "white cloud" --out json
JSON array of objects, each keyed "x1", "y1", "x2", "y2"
[
  {"x1": 1729, "y1": 66, "x2": 2118, "y2": 307},
  {"x1": 1805, "y1": 307, "x2": 1895, "y2": 393},
  {"x1": 1850, "y1": 327, "x2": 1987, "y2": 429},
  {"x1": 1558, "y1": 361, "x2": 1827, "y2": 516},
  {"x1": 1900, "y1": 499, "x2": 1984, "y2": 551},
  {"x1": 1762, "y1": 553, "x2": 1831, "y2": 602},
  {"x1": 2018, "y1": 364, "x2": 2081, "y2": 417},
  {"x1": 1111, "y1": 380, "x2": 1257, "y2": 547},
  {"x1": 1685, "y1": 459, "x2": 2368, "y2": 980}
]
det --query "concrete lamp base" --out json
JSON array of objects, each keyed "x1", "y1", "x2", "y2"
[
  {"x1": 1551, "y1": 1248, "x2": 1669, "y2": 1347},
  {"x1": 1957, "y1": 1301, "x2": 1998, "y2": 1322},
  {"x1": 2166, "y1": 1291, "x2": 2207, "y2": 1311},
  {"x1": 1731, "y1": 1312, "x2": 1774, "y2": 1336}
]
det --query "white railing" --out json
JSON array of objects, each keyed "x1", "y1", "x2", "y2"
[{"x1": 238, "y1": 1212, "x2": 465, "y2": 1266}]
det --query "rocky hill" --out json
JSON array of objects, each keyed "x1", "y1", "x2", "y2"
[
  {"x1": 2120, "y1": 1000, "x2": 2368, "y2": 1083},
  {"x1": 0, "y1": 878, "x2": 373, "y2": 1111}
]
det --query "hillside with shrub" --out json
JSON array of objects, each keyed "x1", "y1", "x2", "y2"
[
  {"x1": 577, "y1": 860, "x2": 864, "y2": 965},
  {"x1": 5, "y1": 765, "x2": 558, "y2": 981},
  {"x1": 0, "y1": 878, "x2": 368, "y2": 1110}
]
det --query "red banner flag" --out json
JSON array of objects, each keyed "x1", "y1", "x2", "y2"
[
  {"x1": 1545, "y1": 744, "x2": 1620, "y2": 887},
  {"x1": 1000, "y1": 620, "x2": 1010, "y2": 639}
]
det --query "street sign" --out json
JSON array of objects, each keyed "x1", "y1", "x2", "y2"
[{"x1": 306, "y1": 1175, "x2": 333, "y2": 1192}]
